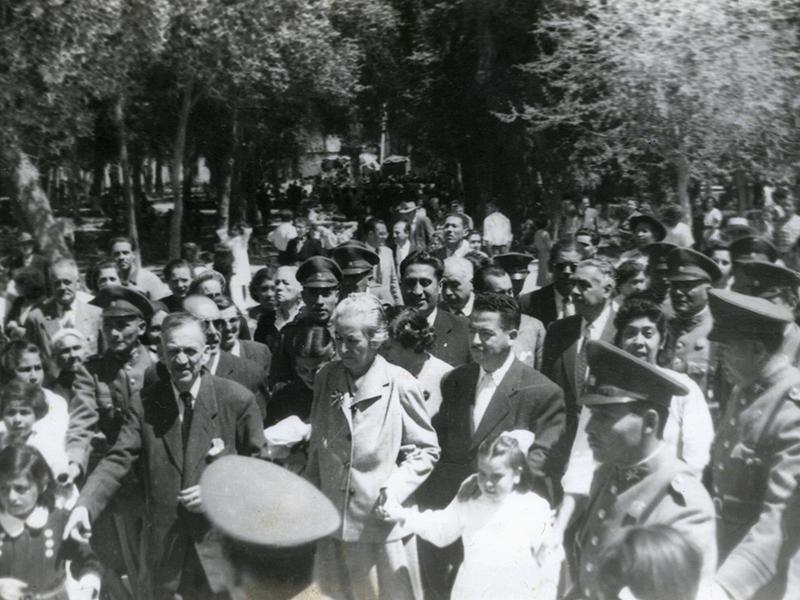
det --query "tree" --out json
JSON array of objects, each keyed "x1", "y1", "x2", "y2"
[{"x1": 509, "y1": 0, "x2": 800, "y2": 213}]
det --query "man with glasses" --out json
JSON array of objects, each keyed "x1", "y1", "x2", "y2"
[
  {"x1": 519, "y1": 240, "x2": 582, "y2": 329},
  {"x1": 182, "y1": 295, "x2": 268, "y2": 419}
]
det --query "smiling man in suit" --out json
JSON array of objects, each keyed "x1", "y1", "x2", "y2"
[
  {"x1": 26, "y1": 258, "x2": 102, "y2": 370},
  {"x1": 400, "y1": 250, "x2": 471, "y2": 367},
  {"x1": 417, "y1": 292, "x2": 565, "y2": 598},
  {"x1": 65, "y1": 313, "x2": 267, "y2": 600}
]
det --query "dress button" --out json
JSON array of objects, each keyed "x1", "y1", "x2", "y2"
[
  {"x1": 729, "y1": 418, "x2": 736, "y2": 426},
  {"x1": 718, "y1": 464, "x2": 725, "y2": 471},
  {"x1": 585, "y1": 588, "x2": 591, "y2": 597},
  {"x1": 348, "y1": 487, "x2": 356, "y2": 496},
  {"x1": 586, "y1": 563, "x2": 594, "y2": 573},
  {"x1": 723, "y1": 441, "x2": 730, "y2": 449},
  {"x1": 597, "y1": 509, "x2": 607, "y2": 519},
  {"x1": 45, "y1": 549, "x2": 53, "y2": 558},
  {"x1": 591, "y1": 536, "x2": 599, "y2": 546},
  {"x1": 610, "y1": 485, "x2": 618, "y2": 494}
]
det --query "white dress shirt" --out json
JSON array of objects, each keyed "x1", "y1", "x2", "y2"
[
  {"x1": 554, "y1": 289, "x2": 575, "y2": 320},
  {"x1": 171, "y1": 377, "x2": 202, "y2": 422},
  {"x1": 473, "y1": 351, "x2": 516, "y2": 431},
  {"x1": 426, "y1": 307, "x2": 438, "y2": 328},
  {"x1": 395, "y1": 240, "x2": 412, "y2": 267}
]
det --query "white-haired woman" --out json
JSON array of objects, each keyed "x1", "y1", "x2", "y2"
[{"x1": 306, "y1": 293, "x2": 440, "y2": 600}]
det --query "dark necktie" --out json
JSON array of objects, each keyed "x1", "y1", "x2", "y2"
[{"x1": 180, "y1": 392, "x2": 193, "y2": 446}]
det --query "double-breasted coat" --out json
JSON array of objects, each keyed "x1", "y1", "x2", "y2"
[{"x1": 711, "y1": 357, "x2": 800, "y2": 600}]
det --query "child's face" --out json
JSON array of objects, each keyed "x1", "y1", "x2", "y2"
[
  {"x1": 0, "y1": 475, "x2": 39, "y2": 519},
  {"x1": 3, "y1": 402, "x2": 36, "y2": 440},
  {"x1": 477, "y1": 454, "x2": 520, "y2": 502},
  {"x1": 295, "y1": 355, "x2": 331, "y2": 390},
  {"x1": 14, "y1": 352, "x2": 44, "y2": 387}
]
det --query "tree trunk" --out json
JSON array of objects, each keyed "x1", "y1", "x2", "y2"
[
  {"x1": 168, "y1": 83, "x2": 194, "y2": 259},
  {"x1": 674, "y1": 153, "x2": 691, "y2": 219},
  {"x1": 114, "y1": 94, "x2": 139, "y2": 250},
  {"x1": 2, "y1": 143, "x2": 71, "y2": 260},
  {"x1": 218, "y1": 104, "x2": 239, "y2": 232}
]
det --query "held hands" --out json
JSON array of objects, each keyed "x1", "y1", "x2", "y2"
[
  {"x1": 0, "y1": 578, "x2": 27, "y2": 600},
  {"x1": 177, "y1": 485, "x2": 204, "y2": 514},
  {"x1": 63, "y1": 506, "x2": 92, "y2": 544},
  {"x1": 375, "y1": 496, "x2": 407, "y2": 524},
  {"x1": 75, "y1": 573, "x2": 101, "y2": 600}
]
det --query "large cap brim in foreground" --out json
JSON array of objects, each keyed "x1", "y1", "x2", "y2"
[{"x1": 200, "y1": 455, "x2": 340, "y2": 547}]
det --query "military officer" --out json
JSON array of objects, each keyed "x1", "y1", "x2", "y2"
[
  {"x1": 643, "y1": 241, "x2": 677, "y2": 310},
  {"x1": 734, "y1": 260, "x2": 800, "y2": 365},
  {"x1": 566, "y1": 340, "x2": 717, "y2": 600},
  {"x1": 64, "y1": 285, "x2": 155, "y2": 599},
  {"x1": 707, "y1": 289, "x2": 800, "y2": 600},
  {"x1": 661, "y1": 247, "x2": 721, "y2": 397},
  {"x1": 492, "y1": 252, "x2": 535, "y2": 298},
  {"x1": 268, "y1": 256, "x2": 341, "y2": 389},
  {"x1": 331, "y1": 239, "x2": 393, "y2": 305}
]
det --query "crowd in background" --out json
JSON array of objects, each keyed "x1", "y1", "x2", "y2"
[{"x1": 0, "y1": 186, "x2": 798, "y2": 600}]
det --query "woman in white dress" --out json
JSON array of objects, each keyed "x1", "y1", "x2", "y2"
[{"x1": 381, "y1": 307, "x2": 453, "y2": 419}]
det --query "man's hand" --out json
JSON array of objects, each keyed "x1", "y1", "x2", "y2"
[
  {"x1": 63, "y1": 506, "x2": 92, "y2": 543},
  {"x1": 177, "y1": 485, "x2": 204, "y2": 513},
  {"x1": 0, "y1": 578, "x2": 27, "y2": 600},
  {"x1": 456, "y1": 473, "x2": 481, "y2": 501}
]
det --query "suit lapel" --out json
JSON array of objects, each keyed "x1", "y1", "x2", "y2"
[
  {"x1": 150, "y1": 380, "x2": 183, "y2": 475},
  {"x1": 216, "y1": 352, "x2": 235, "y2": 378},
  {"x1": 471, "y1": 360, "x2": 518, "y2": 449},
  {"x1": 42, "y1": 300, "x2": 61, "y2": 337},
  {"x1": 600, "y1": 307, "x2": 617, "y2": 342},
  {"x1": 183, "y1": 375, "x2": 218, "y2": 487},
  {"x1": 545, "y1": 285, "x2": 557, "y2": 324}
]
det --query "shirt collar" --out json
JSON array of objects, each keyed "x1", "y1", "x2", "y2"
[
  {"x1": 206, "y1": 351, "x2": 221, "y2": 375},
  {"x1": 461, "y1": 293, "x2": 475, "y2": 317},
  {"x1": 582, "y1": 301, "x2": 612, "y2": 338},
  {"x1": 0, "y1": 505, "x2": 49, "y2": 538},
  {"x1": 426, "y1": 306, "x2": 438, "y2": 327},
  {"x1": 479, "y1": 350, "x2": 516, "y2": 386},
  {"x1": 230, "y1": 339, "x2": 241, "y2": 357},
  {"x1": 171, "y1": 376, "x2": 202, "y2": 405}
]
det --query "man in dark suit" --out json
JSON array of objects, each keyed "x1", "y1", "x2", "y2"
[
  {"x1": 542, "y1": 257, "x2": 617, "y2": 488},
  {"x1": 215, "y1": 295, "x2": 272, "y2": 372},
  {"x1": 66, "y1": 313, "x2": 267, "y2": 600},
  {"x1": 399, "y1": 250, "x2": 471, "y2": 367},
  {"x1": 182, "y1": 295, "x2": 269, "y2": 419},
  {"x1": 519, "y1": 239, "x2": 582, "y2": 328},
  {"x1": 417, "y1": 292, "x2": 565, "y2": 598},
  {"x1": 281, "y1": 218, "x2": 326, "y2": 264}
]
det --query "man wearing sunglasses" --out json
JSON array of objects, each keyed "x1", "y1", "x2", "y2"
[
  {"x1": 181, "y1": 295, "x2": 269, "y2": 419},
  {"x1": 519, "y1": 239, "x2": 582, "y2": 329}
]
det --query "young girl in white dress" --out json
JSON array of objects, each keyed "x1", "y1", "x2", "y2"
[{"x1": 378, "y1": 430, "x2": 557, "y2": 600}]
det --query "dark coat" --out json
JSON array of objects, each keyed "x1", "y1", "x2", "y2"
[
  {"x1": 158, "y1": 294, "x2": 184, "y2": 313},
  {"x1": 419, "y1": 358, "x2": 566, "y2": 508},
  {"x1": 430, "y1": 309, "x2": 471, "y2": 368},
  {"x1": 541, "y1": 310, "x2": 616, "y2": 481},
  {"x1": 77, "y1": 373, "x2": 267, "y2": 598},
  {"x1": 519, "y1": 283, "x2": 558, "y2": 329},
  {"x1": 237, "y1": 339, "x2": 272, "y2": 372},
  {"x1": 281, "y1": 237, "x2": 326, "y2": 265}
]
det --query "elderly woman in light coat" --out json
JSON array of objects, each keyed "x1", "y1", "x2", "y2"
[{"x1": 306, "y1": 293, "x2": 440, "y2": 600}]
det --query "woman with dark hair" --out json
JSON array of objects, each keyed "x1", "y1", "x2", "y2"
[
  {"x1": 598, "y1": 524, "x2": 702, "y2": 600},
  {"x1": 382, "y1": 306, "x2": 453, "y2": 418},
  {"x1": 613, "y1": 295, "x2": 714, "y2": 475}
]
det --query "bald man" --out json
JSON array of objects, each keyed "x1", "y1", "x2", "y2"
[{"x1": 441, "y1": 256, "x2": 475, "y2": 317}]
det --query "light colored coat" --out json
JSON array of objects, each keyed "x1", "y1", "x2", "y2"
[
  {"x1": 306, "y1": 354, "x2": 440, "y2": 542},
  {"x1": 25, "y1": 298, "x2": 102, "y2": 364}
]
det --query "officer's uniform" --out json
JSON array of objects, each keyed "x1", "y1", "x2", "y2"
[
  {"x1": 268, "y1": 257, "x2": 340, "y2": 388},
  {"x1": 708, "y1": 289, "x2": 800, "y2": 600},
  {"x1": 332, "y1": 240, "x2": 394, "y2": 305},
  {"x1": 65, "y1": 285, "x2": 155, "y2": 596},
  {"x1": 567, "y1": 341, "x2": 717, "y2": 600},
  {"x1": 493, "y1": 252, "x2": 535, "y2": 298},
  {"x1": 734, "y1": 260, "x2": 800, "y2": 366},
  {"x1": 662, "y1": 247, "x2": 722, "y2": 398}
]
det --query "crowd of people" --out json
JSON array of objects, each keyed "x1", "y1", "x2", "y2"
[{"x1": 0, "y1": 188, "x2": 799, "y2": 600}]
